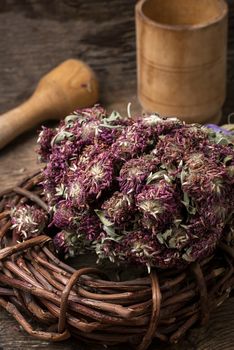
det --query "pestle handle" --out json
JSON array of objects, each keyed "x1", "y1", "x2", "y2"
[{"x1": 0, "y1": 59, "x2": 99, "y2": 150}]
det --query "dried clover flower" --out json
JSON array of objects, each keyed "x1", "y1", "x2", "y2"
[
  {"x1": 66, "y1": 178, "x2": 86, "y2": 207},
  {"x1": 111, "y1": 122, "x2": 156, "y2": 160},
  {"x1": 136, "y1": 179, "x2": 180, "y2": 232},
  {"x1": 153, "y1": 125, "x2": 209, "y2": 166},
  {"x1": 120, "y1": 230, "x2": 182, "y2": 270},
  {"x1": 11, "y1": 205, "x2": 47, "y2": 240},
  {"x1": 102, "y1": 192, "x2": 134, "y2": 225},
  {"x1": 53, "y1": 230, "x2": 90, "y2": 258},
  {"x1": 52, "y1": 201, "x2": 75, "y2": 229},
  {"x1": 156, "y1": 225, "x2": 189, "y2": 250},
  {"x1": 37, "y1": 106, "x2": 234, "y2": 270},
  {"x1": 118, "y1": 155, "x2": 159, "y2": 194},
  {"x1": 81, "y1": 152, "x2": 114, "y2": 200}
]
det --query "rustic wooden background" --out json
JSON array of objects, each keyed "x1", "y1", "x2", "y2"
[{"x1": 0, "y1": 1, "x2": 234, "y2": 349}]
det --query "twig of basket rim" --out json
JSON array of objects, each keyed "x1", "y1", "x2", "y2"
[
  {"x1": 29, "y1": 258, "x2": 143, "y2": 320},
  {"x1": 76, "y1": 285, "x2": 150, "y2": 302},
  {"x1": 137, "y1": 272, "x2": 161, "y2": 350},
  {"x1": 0, "y1": 220, "x2": 11, "y2": 242},
  {"x1": 12, "y1": 187, "x2": 48, "y2": 211},
  {"x1": 79, "y1": 272, "x2": 187, "y2": 292},
  {"x1": 190, "y1": 262, "x2": 209, "y2": 325},
  {"x1": 57, "y1": 272, "x2": 152, "y2": 305},
  {"x1": 0, "y1": 272, "x2": 108, "y2": 332},
  {"x1": 163, "y1": 264, "x2": 226, "y2": 303},
  {"x1": 0, "y1": 235, "x2": 51, "y2": 260},
  {"x1": 16, "y1": 255, "x2": 32, "y2": 274},
  {"x1": 0, "y1": 286, "x2": 15, "y2": 296},
  {"x1": 55, "y1": 270, "x2": 152, "y2": 303},
  {"x1": 3, "y1": 261, "x2": 43, "y2": 288},
  {"x1": 0, "y1": 210, "x2": 10, "y2": 220},
  {"x1": 58, "y1": 267, "x2": 110, "y2": 333},
  {"x1": 0, "y1": 269, "x2": 151, "y2": 328},
  {"x1": 162, "y1": 289, "x2": 196, "y2": 307},
  {"x1": 22, "y1": 292, "x2": 57, "y2": 324},
  {"x1": 171, "y1": 302, "x2": 199, "y2": 319},
  {"x1": 210, "y1": 256, "x2": 233, "y2": 296},
  {"x1": 219, "y1": 241, "x2": 234, "y2": 258},
  {"x1": 0, "y1": 171, "x2": 42, "y2": 199},
  {"x1": 30, "y1": 250, "x2": 72, "y2": 277},
  {"x1": 1, "y1": 263, "x2": 27, "y2": 312},
  {"x1": 160, "y1": 272, "x2": 187, "y2": 291},
  {"x1": 169, "y1": 313, "x2": 199, "y2": 343},
  {"x1": 79, "y1": 276, "x2": 150, "y2": 290},
  {"x1": 4, "y1": 295, "x2": 25, "y2": 313},
  {"x1": 41, "y1": 298, "x2": 109, "y2": 333},
  {"x1": 69, "y1": 296, "x2": 150, "y2": 327},
  {"x1": 29, "y1": 259, "x2": 66, "y2": 292},
  {"x1": 3, "y1": 258, "x2": 52, "y2": 323},
  {"x1": 0, "y1": 296, "x2": 71, "y2": 341},
  {"x1": 42, "y1": 246, "x2": 76, "y2": 274}
]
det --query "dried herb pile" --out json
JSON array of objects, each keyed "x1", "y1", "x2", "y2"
[{"x1": 12, "y1": 106, "x2": 234, "y2": 271}]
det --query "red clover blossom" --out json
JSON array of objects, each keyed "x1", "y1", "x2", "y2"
[{"x1": 37, "y1": 106, "x2": 234, "y2": 270}]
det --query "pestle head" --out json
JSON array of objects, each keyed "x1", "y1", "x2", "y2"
[{"x1": 35, "y1": 59, "x2": 99, "y2": 120}]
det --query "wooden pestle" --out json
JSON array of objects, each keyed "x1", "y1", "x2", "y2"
[{"x1": 0, "y1": 59, "x2": 99, "y2": 150}]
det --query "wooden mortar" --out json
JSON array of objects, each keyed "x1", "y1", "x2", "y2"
[{"x1": 135, "y1": 0, "x2": 228, "y2": 124}]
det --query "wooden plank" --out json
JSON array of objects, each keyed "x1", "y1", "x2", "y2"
[{"x1": 0, "y1": 1, "x2": 233, "y2": 349}]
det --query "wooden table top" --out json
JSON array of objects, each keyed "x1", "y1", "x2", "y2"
[{"x1": 0, "y1": 1, "x2": 233, "y2": 349}]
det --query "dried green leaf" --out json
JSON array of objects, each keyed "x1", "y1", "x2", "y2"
[
  {"x1": 51, "y1": 131, "x2": 74, "y2": 146},
  {"x1": 94, "y1": 210, "x2": 114, "y2": 227}
]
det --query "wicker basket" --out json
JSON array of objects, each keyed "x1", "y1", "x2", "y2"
[{"x1": 0, "y1": 171, "x2": 233, "y2": 350}]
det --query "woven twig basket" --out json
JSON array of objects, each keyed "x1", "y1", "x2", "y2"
[{"x1": 0, "y1": 172, "x2": 233, "y2": 350}]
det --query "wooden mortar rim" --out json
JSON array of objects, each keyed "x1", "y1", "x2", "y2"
[{"x1": 135, "y1": 0, "x2": 228, "y2": 31}]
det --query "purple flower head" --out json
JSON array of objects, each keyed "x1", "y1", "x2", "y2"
[
  {"x1": 118, "y1": 155, "x2": 159, "y2": 194},
  {"x1": 153, "y1": 124, "x2": 209, "y2": 166},
  {"x1": 141, "y1": 114, "x2": 183, "y2": 136},
  {"x1": 182, "y1": 230, "x2": 223, "y2": 263},
  {"x1": 74, "y1": 105, "x2": 106, "y2": 121},
  {"x1": 53, "y1": 230, "x2": 89, "y2": 257},
  {"x1": 78, "y1": 212, "x2": 102, "y2": 241},
  {"x1": 81, "y1": 151, "x2": 114, "y2": 200},
  {"x1": 94, "y1": 236, "x2": 120, "y2": 264},
  {"x1": 81, "y1": 119, "x2": 102, "y2": 141},
  {"x1": 53, "y1": 231, "x2": 68, "y2": 254},
  {"x1": 11, "y1": 204, "x2": 47, "y2": 240},
  {"x1": 120, "y1": 230, "x2": 182, "y2": 270},
  {"x1": 66, "y1": 177, "x2": 86, "y2": 208},
  {"x1": 111, "y1": 122, "x2": 156, "y2": 160},
  {"x1": 102, "y1": 192, "x2": 134, "y2": 225},
  {"x1": 156, "y1": 225, "x2": 190, "y2": 250},
  {"x1": 182, "y1": 154, "x2": 231, "y2": 201},
  {"x1": 77, "y1": 143, "x2": 108, "y2": 169},
  {"x1": 136, "y1": 179, "x2": 180, "y2": 232},
  {"x1": 52, "y1": 200, "x2": 75, "y2": 229}
]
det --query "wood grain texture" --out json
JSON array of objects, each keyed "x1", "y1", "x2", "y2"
[{"x1": 0, "y1": 1, "x2": 233, "y2": 349}]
